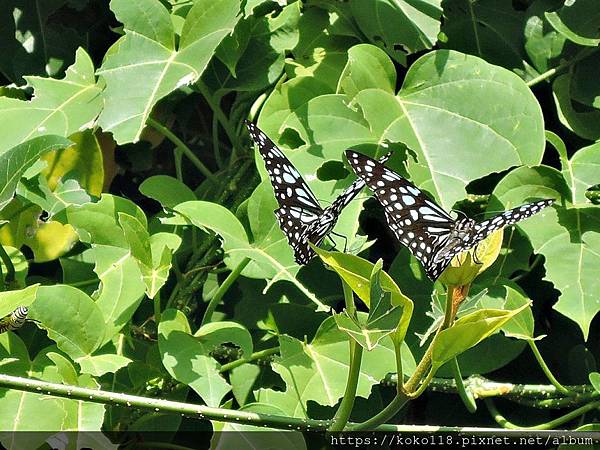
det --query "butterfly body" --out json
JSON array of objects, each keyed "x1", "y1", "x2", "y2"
[
  {"x1": 246, "y1": 121, "x2": 390, "y2": 264},
  {"x1": 346, "y1": 150, "x2": 553, "y2": 281},
  {"x1": 0, "y1": 306, "x2": 28, "y2": 333}
]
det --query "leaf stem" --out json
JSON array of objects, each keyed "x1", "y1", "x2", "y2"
[
  {"x1": 195, "y1": 80, "x2": 241, "y2": 162},
  {"x1": 528, "y1": 340, "x2": 571, "y2": 395},
  {"x1": 153, "y1": 291, "x2": 162, "y2": 324},
  {"x1": 329, "y1": 339, "x2": 364, "y2": 431},
  {"x1": 201, "y1": 257, "x2": 250, "y2": 326},
  {"x1": 219, "y1": 346, "x2": 280, "y2": 372},
  {"x1": 0, "y1": 244, "x2": 15, "y2": 286},
  {"x1": 526, "y1": 47, "x2": 599, "y2": 87},
  {"x1": 451, "y1": 357, "x2": 477, "y2": 413},
  {"x1": 146, "y1": 117, "x2": 216, "y2": 183},
  {"x1": 485, "y1": 398, "x2": 600, "y2": 430},
  {"x1": 350, "y1": 391, "x2": 410, "y2": 430}
]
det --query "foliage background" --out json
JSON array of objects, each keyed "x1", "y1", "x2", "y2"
[{"x1": 0, "y1": 0, "x2": 599, "y2": 448}]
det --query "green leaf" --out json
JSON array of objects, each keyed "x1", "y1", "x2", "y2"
[
  {"x1": 256, "y1": 317, "x2": 415, "y2": 414},
  {"x1": 170, "y1": 200, "x2": 324, "y2": 310},
  {"x1": 76, "y1": 353, "x2": 132, "y2": 377},
  {"x1": 230, "y1": 364, "x2": 260, "y2": 407},
  {"x1": 158, "y1": 309, "x2": 231, "y2": 407},
  {"x1": 524, "y1": 0, "x2": 569, "y2": 73},
  {"x1": 29, "y1": 285, "x2": 105, "y2": 360},
  {"x1": 589, "y1": 372, "x2": 600, "y2": 393},
  {"x1": 355, "y1": 49, "x2": 545, "y2": 209},
  {"x1": 59, "y1": 194, "x2": 148, "y2": 247},
  {"x1": 0, "y1": 285, "x2": 39, "y2": 318},
  {"x1": 431, "y1": 302, "x2": 530, "y2": 370},
  {"x1": 0, "y1": 136, "x2": 72, "y2": 212},
  {"x1": 552, "y1": 74, "x2": 600, "y2": 140},
  {"x1": 98, "y1": 0, "x2": 241, "y2": 143},
  {"x1": 194, "y1": 321, "x2": 253, "y2": 358},
  {"x1": 337, "y1": 44, "x2": 396, "y2": 97},
  {"x1": 564, "y1": 142, "x2": 600, "y2": 206},
  {"x1": 493, "y1": 169, "x2": 600, "y2": 339},
  {"x1": 92, "y1": 245, "x2": 146, "y2": 345},
  {"x1": 441, "y1": 0, "x2": 526, "y2": 71},
  {"x1": 139, "y1": 175, "x2": 196, "y2": 208},
  {"x1": 545, "y1": 0, "x2": 600, "y2": 46},
  {"x1": 0, "y1": 48, "x2": 101, "y2": 154},
  {"x1": 571, "y1": 54, "x2": 600, "y2": 108},
  {"x1": 119, "y1": 213, "x2": 153, "y2": 267},
  {"x1": 46, "y1": 352, "x2": 79, "y2": 386},
  {"x1": 349, "y1": 0, "x2": 443, "y2": 65}
]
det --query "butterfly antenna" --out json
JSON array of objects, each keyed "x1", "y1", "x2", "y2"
[{"x1": 451, "y1": 209, "x2": 468, "y2": 219}]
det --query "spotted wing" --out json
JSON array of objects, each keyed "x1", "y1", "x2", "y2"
[
  {"x1": 326, "y1": 152, "x2": 393, "y2": 218},
  {"x1": 472, "y1": 200, "x2": 554, "y2": 244},
  {"x1": 246, "y1": 121, "x2": 323, "y2": 264},
  {"x1": 346, "y1": 150, "x2": 455, "y2": 280}
]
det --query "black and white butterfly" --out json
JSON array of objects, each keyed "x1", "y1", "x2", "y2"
[
  {"x1": 346, "y1": 150, "x2": 553, "y2": 281},
  {"x1": 246, "y1": 121, "x2": 390, "y2": 264}
]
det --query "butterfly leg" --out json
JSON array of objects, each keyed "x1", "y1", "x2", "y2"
[
  {"x1": 329, "y1": 231, "x2": 348, "y2": 253},
  {"x1": 472, "y1": 245, "x2": 483, "y2": 265}
]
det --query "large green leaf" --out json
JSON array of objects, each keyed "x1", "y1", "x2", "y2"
[
  {"x1": 0, "y1": 136, "x2": 72, "y2": 212},
  {"x1": 255, "y1": 317, "x2": 415, "y2": 414},
  {"x1": 493, "y1": 166, "x2": 600, "y2": 339},
  {"x1": 97, "y1": 0, "x2": 241, "y2": 143},
  {"x1": 355, "y1": 50, "x2": 545, "y2": 209},
  {"x1": 0, "y1": 49, "x2": 101, "y2": 154}
]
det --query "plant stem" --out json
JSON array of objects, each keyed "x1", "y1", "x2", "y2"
[
  {"x1": 219, "y1": 347, "x2": 280, "y2": 372},
  {"x1": 147, "y1": 117, "x2": 216, "y2": 183},
  {"x1": 0, "y1": 373, "x2": 332, "y2": 432},
  {"x1": 153, "y1": 291, "x2": 162, "y2": 324},
  {"x1": 451, "y1": 357, "x2": 477, "y2": 413},
  {"x1": 0, "y1": 244, "x2": 15, "y2": 285},
  {"x1": 201, "y1": 257, "x2": 250, "y2": 326},
  {"x1": 196, "y1": 80, "x2": 241, "y2": 161},
  {"x1": 329, "y1": 340, "x2": 363, "y2": 431},
  {"x1": 212, "y1": 114, "x2": 223, "y2": 168},
  {"x1": 526, "y1": 47, "x2": 599, "y2": 87},
  {"x1": 341, "y1": 279, "x2": 356, "y2": 314},
  {"x1": 485, "y1": 398, "x2": 600, "y2": 430},
  {"x1": 528, "y1": 340, "x2": 571, "y2": 395},
  {"x1": 350, "y1": 391, "x2": 410, "y2": 430}
]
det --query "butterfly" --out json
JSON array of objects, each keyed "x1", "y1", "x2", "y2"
[
  {"x1": 0, "y1": 306, "x2": 28, "y2": 333},
  {"x1": 346, "y1": 150, "x2": 554, "y2": 281},
  {"x1": 246, "y1": 121, "x2": 390, "y2": 264}
]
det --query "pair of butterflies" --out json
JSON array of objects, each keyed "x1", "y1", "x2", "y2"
[{"x1": 246, "y1": 122, "x2": 553, "y2": 281}]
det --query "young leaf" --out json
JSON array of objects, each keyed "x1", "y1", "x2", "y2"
[{"x1": 431, "y1": 302, "x2": 531, "y2": 370}]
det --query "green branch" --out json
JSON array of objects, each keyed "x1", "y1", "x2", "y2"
[
  {"x1": 201, "y1": 257, "x2": 250, "y2": 326},
  {"x1": 329, "y1": 340, "x2": 363, "y2": 431},
  {"x1": 485, "y1": 398, "x2": 600, "y2": 430},
  {"x1": 526, "y1": 47, "x2": 599, "y2": 87},
  {"x1": 219, "y1": 347, "x2": 280, "y2": 373},
  {"x1": 146, "y1": 117, "x2": 216, "y2": 183},
  {"x1": 0, "y1": 374, "x2": 331, "y2": 432},
  {"x1": 451, "y1": 357, "x2": 477, "y2": 413}
]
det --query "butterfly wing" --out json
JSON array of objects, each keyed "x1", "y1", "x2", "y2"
[
  {"x1": 246, "y1": 121, "x2": 323, "y2": 264},
  {"x1": 473, "y1": 200, "x2": 554, "y2": 243},
  {"x1": 346, "y1": 150, "x2": 455, "y2": 280}
]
